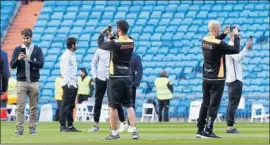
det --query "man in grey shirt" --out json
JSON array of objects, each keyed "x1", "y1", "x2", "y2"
[{"x1": 89, "y1": 47, "x2": 110, "y2": 132}]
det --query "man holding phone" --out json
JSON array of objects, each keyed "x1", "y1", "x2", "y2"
[
  {"x1": 225, "y1": 34, "x2": 253, "y2": 133},
  {"x1": 197, "y1": 20, "x2": 240, "y2": 139},
  {"x1": 10, "y1": 28, "x2": 44, "y2": 136}
]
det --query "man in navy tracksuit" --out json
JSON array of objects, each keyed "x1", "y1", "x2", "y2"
[{"x1": 1, "y1": 49, "x2": 10, "y2": 107}]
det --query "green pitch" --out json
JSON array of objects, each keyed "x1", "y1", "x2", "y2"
[{"x1": 1, "y1": 122, "x2": 269, "y2": 144}]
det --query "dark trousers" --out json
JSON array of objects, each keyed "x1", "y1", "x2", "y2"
[
  {"x1": 158, "y1": 99, "x2": 170, "y2": 122},
  {"x1": 197, "y1": 80, "x2": 225, "y2": 133},
  {"x1": 55, "y1": 100, "x2": 62, "y2": 121},
  {"x1": 59, "y1": 85, "x2": 77, "y2": 127},
  {"x1": 117, "y1": 85, "x2": 136, "y2": 122},
  {"x1": 78, "y1": 94, "x2": 89, "y2": 104},
  {"x1": 93, "y1": 78, "x2": 107, "y2": 123},
  {"x1": 226, "y1": 80, "x2": 243, "y2": 127}
]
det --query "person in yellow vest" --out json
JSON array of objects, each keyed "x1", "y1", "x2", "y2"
[
  {"x1": 154, "y1": 70, "x2": 173, "y2": 122},
  {"x1": 7, "y1": 77, "x2": 17, "y2": 105},
  {"x1": 54, "y1": 75, "x2": 63, "y2": 121},
  {"x1": 76, "y1": 68, "x2": 94, "y2": 104}
]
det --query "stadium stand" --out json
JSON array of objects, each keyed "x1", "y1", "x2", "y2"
[
  {"x1": 6, "y1": 0, "x2": 270, "y2": 119},
  {"x1": 0, "y1": 1, "x2": 20, "y2": 42}
]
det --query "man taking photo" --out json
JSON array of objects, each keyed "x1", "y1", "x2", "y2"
[
  {"x1": 196, "y1": 20, "x2": 240, "y2": 139},
  {"x1": 98, "y1": 20, "x2": 139, "y2": 140},
  {"x1": 225, "y1": 34, "x2": 253, "y2": 133}
]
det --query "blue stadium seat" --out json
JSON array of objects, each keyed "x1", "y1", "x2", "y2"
[
  {"x1": 142, "y1": 5, "x2": 153, "y2": 11},
  {"x1": 138, "y1": 11, "x2": 150, "y2": 19},
  {"x1": 177, "y1": 4, "x2": 189, "y2": 12},
  {"x1": 186, "y1": 11, "x2": 197, "y2": 18},
  {"x1": 174, "y1": 12, "x2": 185, "y2": 18},
  {"x1": 80, "y1": 5, "x2": 92, "y2": 12},
  {"x1": 136, "y1": 19, "x2": 147, "y2": 26},
  {"x1": 162, "y1": 12, "x2": 174, "y2": 19},
  {"x1": 67, "y1": 6, "x2": 79, "y2": 12},
  {"x1": 120, "y1": 1, "x2": 132, "y2": 6},
  {"x1": 42, "y1": 89, "x2": 53, "y2": 96},
  {"x1": 94, "y1": 1, "x2": 107, "y2": 6},
  {"x1": 165, "y1": 26, "x2": 177, "y2": 33},
  {"x1": 129, "y1": 6, "x2": 141, "y2": 12},
  {"x1": 146, "y1": 19, "x2": 159, "y2": 26},
  {"x1": 89, "y1": 12, "x2": 102, "y2": 19},
  {"x1": 51, "y1": 12, "x2": 64, "y2": 20},
  {"x1": 63, "y1": 12, "x2": 76, "y2": 20},
  {"x1": 68, "y1": 1, "x2": 82, "y2": 6},
  {"x1": 79, "y1": 34, "x2": 91, "y2": 41},
  {"x1": 139, "y1": 33, "x2": 151, "y2": 41},
  {"x1": 51, "y1": 40, "x2": 65, "y2": 47},
  {"x1": 126, "y1": 19, "x2": 135, "y2": 27},
  {"x1": 223, "y1": 5, "x2": 233, "y2": 11},
  {"x1": 45, "y1": 55, "x2": 58, "y2": 62},
  {"x1": 159, "y1": 19, "x2": 171, "y2": 26},
  {"x1": 201, "y1": 5, "x2": 211, "y2": 11},
  {"x1": 78, "y1": 41, "x2": 89, "y2": 49},
  {"x1": 197, "y1": 11, "x2": 208, "y2": 19},
  {"x1": 41, "y1": 34, "x2": 54, "y2": 41},
  {"x1": 57, "y1": 27, "x2": 70, "y2": 34}
]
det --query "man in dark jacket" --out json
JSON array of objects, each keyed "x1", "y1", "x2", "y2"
[
  {"x1": 117, "y1": 53, "x2": 143, "y2": 132},
  {"x1": 196, "y1": 20, "x2": 240, "y2": 139},
  {"x1": 1, "y1": 49, "x2": 10, "y2": 107},
  {"x1": 10, "y1": 28, "x2": 44, "y2": 136}
]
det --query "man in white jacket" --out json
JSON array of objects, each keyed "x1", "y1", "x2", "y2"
[{"x1": 225, "y1": 34, "x2": 253, "y2": 133}]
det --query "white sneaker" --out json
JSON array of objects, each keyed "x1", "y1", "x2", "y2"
[
  {"x1": 127, "y1": 126, "x2": 133, "y2": 133},
  {"x1": 118, "y1": 122, "x2": 128, "y2": 132},
  {"x1": 88, "y1": 125, "x2": 99, "y2": 132}
]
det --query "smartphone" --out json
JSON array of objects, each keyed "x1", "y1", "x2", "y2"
[
  {"x1": 230, "y1": 26, "x2": 235, "y2": 32},
  {"x1": 249, "y1": 36, "x2": 253, "y2": 40},
  {"x1": 107, "y1": 25, "x2": 112, "y2": 32},
  {"x1": 21, "y1": 48, "x2": 26, "y2": 54}
]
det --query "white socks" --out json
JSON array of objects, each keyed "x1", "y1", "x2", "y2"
[
  {"x1": 112, "y1": 130, "x2": 118, "y2": 136},
  {"x1": 130, "y1": 127, "x2": 137, "y2": 132}
]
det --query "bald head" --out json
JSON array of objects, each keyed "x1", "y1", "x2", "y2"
[{"x1": 208, "y1": 20, "x2": 221, "y2": 36}]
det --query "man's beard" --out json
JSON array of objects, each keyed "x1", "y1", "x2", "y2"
[{"x1": 24, "y1": 42, "x2": 30, "y2": 47}]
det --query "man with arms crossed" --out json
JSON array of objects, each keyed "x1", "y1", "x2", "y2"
[{"x1": 98, "y1": 20, "x2": 139, "y2": 140}]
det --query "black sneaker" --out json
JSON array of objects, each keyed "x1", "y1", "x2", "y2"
[
  {"x1": 60, "y1": 126, "x2": 70, "y2": 132},
  {"x1": 226, "y1": 128, "x2": 239, "y2": 134},
  {"x1": 195, "y1": 130, "x2": 204, "y2": 138},
  {"x1": 131, "y1": 132, "x2": 139, "y2": 140},
  {"x1": 104, "y1": 134, "x2": 120, "y2": 140},
  {"x1": 68, "y1": 126, "x2": 81, "y2": 132},
  {"x1": 14, "y1": 130, "x2": 23, "y2": 136},
  {"x1": 29, "y1": 129, "x2": 38, "y2": 135},
  {"x1": 201, "y1": 131, "x2": 222, "y2": 139}
]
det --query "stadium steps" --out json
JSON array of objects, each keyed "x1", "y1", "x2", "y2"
[{"x1": 2, "y1": 1, "x2": 44, "y2": 60}]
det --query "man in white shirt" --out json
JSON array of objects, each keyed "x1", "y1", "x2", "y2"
[
  {"x1": 225, "y1": 34, "x2": 253, "y2": 133},
  {"x1": 89, "y1": 45, "x2": 110, "y2": 132},
  {"x1": 59, "y1": 37, "x2": 80, "y2": 132}
]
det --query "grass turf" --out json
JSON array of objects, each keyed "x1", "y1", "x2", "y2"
[{"x1": 1, "y1": 122, "x2": 269, "y2": 144}]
